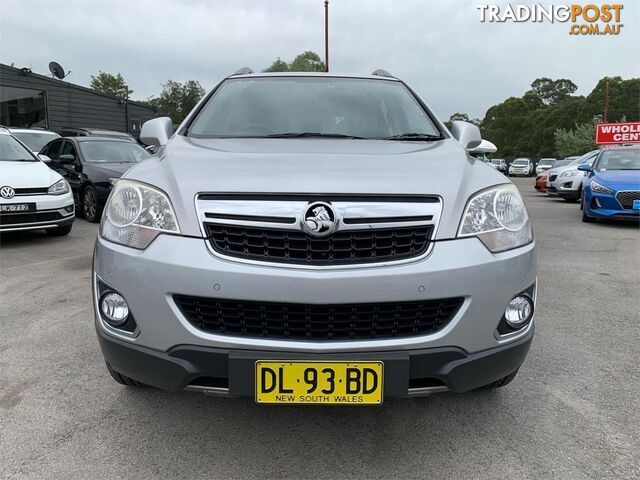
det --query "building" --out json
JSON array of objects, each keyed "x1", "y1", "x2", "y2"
[{"x1": 0, "y1": 63, "x2": 157, "y2": 138}]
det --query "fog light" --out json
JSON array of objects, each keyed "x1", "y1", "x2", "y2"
[
  {"x1": 100, "y1": 292, "x2": 129, "y2": 326},
  {"x1": 504, "y1": 296, "x2": 533, "y2": 329}
]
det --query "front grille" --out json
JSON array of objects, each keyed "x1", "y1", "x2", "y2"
[
  {"x1": 174, "y1": 295, "x2": 463, "y2": 341},
  {"x1": 0, "y1": 210, "x2": 65, "y2": 226},
  {"x1": 549, "y1": 174, "x2": 557, "y2": 182},
  {"x1": 205, "y1": 223, "x2": 433, "y2": 265},
  {"x1": 616, "y1": 191, "x2": 640, "y2": 210},
  {"x1": 14, "y1": 187, "x2": 48, "y2": 196}
]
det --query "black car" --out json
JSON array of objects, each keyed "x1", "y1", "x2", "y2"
[{"x1": 40, "y1": 137, "x2": 151, "y2": 222}]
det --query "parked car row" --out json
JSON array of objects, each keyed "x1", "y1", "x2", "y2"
[
  {"x1": 533, "y1": 146, "x2": 640, "y2": 223},
  {"x1": 0, "y1": 126, "x2": 151, "y2": 236}
]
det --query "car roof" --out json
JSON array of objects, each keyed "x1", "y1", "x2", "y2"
[
  {"x1": 600, "y1": 144, "x2": 640, "y2": 151},
  {"x1": 8, "y1": 127, "x2": 58, "y2": 134},
  {"x1": 61, "y1": 127, "x2": 130, "y2": 134},
  {"x1": 227, "y1": 72, "x2": 400, "y2": 82},
  {"x1": 71, "y1": 136, "x2": 139, "y2": 144}
]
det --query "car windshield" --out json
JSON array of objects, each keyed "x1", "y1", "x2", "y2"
[
  {"x1": 79, "y1": 141, "x2": 151, "y2": 163},
  {"x1": 539, "y1": 159, "x2": 555, "y2": 165},
  {"x1": 513, "y1": 160, "x2": 529, "y2": 165},
  {"x1": 0, "y1": 135, "x2": 38, "y2": 162},
  {"x1": 595, "y1": 149, "x2": 640, "y2": 171},
  {"x1": 11, "y1": 131, "x2": 59, "y2": 152},
  {"x1": 491, "y1": 159, "x2": 502, "y2": 164},
  {"x1": 569, "y1": 151, "x2": 597, "y2": 166},
  {"x1": 188, "y1": 77, "x2": 441, "y2": 140}
]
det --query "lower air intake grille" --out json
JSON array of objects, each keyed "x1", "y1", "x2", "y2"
[
  {"x1": 0, "y1": 210, "x2": 65, "y2": 226},
  {"x1": 174, "y1": 295, "x2": 463, "y2": 341},
  {"x1": 204, "y1": 223, "x2": 433, "y2": 265}
]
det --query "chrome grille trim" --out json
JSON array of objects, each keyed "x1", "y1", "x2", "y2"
[{"x1": 195, "y1": 195, "x2": 442, "y2": 269}]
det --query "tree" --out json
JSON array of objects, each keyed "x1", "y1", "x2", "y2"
[
  {"x1": 479, "y1": 76, "x2": 638, "y2": 158},
  {"x1": 262, "y1": 51, "x2": 325, "y2": 73},
  {"x1": 263, "y1": 58, "x2": 290, "y2": 72},
  {"x1": 147, "y1": 80, "x2": 206, "y2": 125},
  {"x1": 578, "y1": 77, "x2": 640, "y2": 123},
  {"x1": 554, "y1": 123, "x2": 597, "y2": 158},
  {"x1": 444, "y1": 112, "x2": 481, "y2": 130},
  {"x1": 289, "y1": 51, "x2": 325, "y2": 72},
  {"x1": 530, "y1": 78, "x2": 577, "y2": 105},
  {"x1": 90, "y1": 71, "x2": 132, "y2": 98}
]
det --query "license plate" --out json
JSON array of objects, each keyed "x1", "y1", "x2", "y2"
[
  {"x1": 633, "y1": 199, "x2": 640, "y2": 210},
  {"x1": 256, "y1": 361, "x2": 383, "y2": 405},
  {"x1": 0, "y1": 203, "x2": 34, "y2": 213}
]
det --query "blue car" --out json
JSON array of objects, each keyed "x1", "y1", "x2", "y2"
[{"x1": 579, "y1": 145, "x2": 640, "y2": 223}]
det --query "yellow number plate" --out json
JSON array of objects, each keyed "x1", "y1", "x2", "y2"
[{"x1": 255, "y1": 361, "x2": 383, "y2": 405}]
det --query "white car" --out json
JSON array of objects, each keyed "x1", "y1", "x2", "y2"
[
  {"x1": 535, "y1": 158, "x2": 556, "y2": 175},
  {"x1": 0, "y1": 129, "x2": 75, "y2": 235},
  {"x1": 508, "y1": 158, "x2": 533, "y2": 177},
  {"x1": 8, "y1": 128, "x2": 60, "y2": 156},
  {"x1": 547, "y1": 150, "x2": 599, "y2": 201}
]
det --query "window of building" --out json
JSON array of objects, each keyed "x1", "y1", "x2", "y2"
[{"x1": 0, "y1": 85, "x2": 48, "y2": 128}]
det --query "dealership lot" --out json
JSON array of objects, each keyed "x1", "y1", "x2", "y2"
[{"x1": 1, "y1": 178, "x2": 638, "y2": 479}]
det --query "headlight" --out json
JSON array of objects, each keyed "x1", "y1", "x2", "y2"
[
  {"x1": 590, "y1": 181, "x2": 613, "y2": 194},
  {"x1": 560, "y1": 170, "x2": 577, "y2": 178},
  {"x1": 458, "y1": 184, "x2": 533, "y2": 253},
  {"x1": 101, "y1": 179, "x2": 180, "y2": 249},
  {"x1": 48, "y1": 179, "x2": 70, "y2": 195}
]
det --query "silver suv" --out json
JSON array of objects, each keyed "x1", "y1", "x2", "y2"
[{"x1": 94, "y1": 71, "x2": 536, "y2": 404}]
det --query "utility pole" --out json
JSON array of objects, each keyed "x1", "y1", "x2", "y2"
[
  {"x1": 324, "y1": 0, "x2": 329, "y2": 72},
  {"x1": 603, "y1": 77, "x2": 609, "y2": 123}
]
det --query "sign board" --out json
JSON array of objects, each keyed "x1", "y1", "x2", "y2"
[{"x1": 595, "y1": 122, "x2": 640, "y2": 145}]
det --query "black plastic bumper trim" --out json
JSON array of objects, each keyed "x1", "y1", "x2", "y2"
[{"x1": 97, "y1": 327, "x2": 533, "y2": 396}]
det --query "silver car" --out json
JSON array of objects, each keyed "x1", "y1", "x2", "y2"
[
  {"x1": 535, "y1": 158, "x2": 556, "y2": 175},
  {"x1": 93, "y1": 71, "x2": 536, "y2": 404},
  {"x1": 547, "y1": 151, "x2": 599, "y2": 201}
]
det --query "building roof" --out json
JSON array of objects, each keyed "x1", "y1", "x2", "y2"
[{"x1": 0, "y1": 63, "x2": 157, "y2": 111}]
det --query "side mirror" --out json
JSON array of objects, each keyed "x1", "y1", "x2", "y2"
[
  {"x1": 39, "y1": 154, "x2": 51, "y2": 163},
  {"x1": 140, "y1": 117, "x2": 174, "y2": 146},
  {"x1": 59, "y1": 154, "x2": 76, "y2": 164},
  {"x1": 577, "y1": 164, "x2": 592, "y2": 172},
  {"x1": 451, "y1": 121, "x2": 482, "y2": 151}
]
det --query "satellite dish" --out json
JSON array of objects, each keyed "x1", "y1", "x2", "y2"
[{"x1": 49, "y1": 61, "x2": 66, "y2": 79}]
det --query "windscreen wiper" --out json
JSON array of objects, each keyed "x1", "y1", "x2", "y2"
[
  {"x1": 265, "y1": 132, "x2": 367, "y2": 139},
  {"x1": 383, "y1": 133, "x2": 443, "y2": 141}
]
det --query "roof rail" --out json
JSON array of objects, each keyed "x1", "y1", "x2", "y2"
[
  {"x1": 371, "y1": 69, "x2": 394, "y2": 78},
  {"x1": 231, "y1": 67, "x2": 254, "y2": 76}
]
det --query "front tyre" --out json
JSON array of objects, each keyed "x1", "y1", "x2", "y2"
[
  {"x1": 582, "y1": 197, "x2": 596, "y2": 223},
  {"x1": 82, "y1": 186, "x2": 100, "y2": 223}
]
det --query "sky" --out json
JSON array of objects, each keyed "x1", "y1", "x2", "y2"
[{"x1": 1, "y1": 0, "x2": 638, "y2": 120}]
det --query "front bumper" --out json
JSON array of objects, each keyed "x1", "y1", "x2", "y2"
[
  {"x1": 94, "y1": 232, "x2": 536, "y2": 395},
  {"x1": 0, "y1": 191, "x2": 75, "y2": 231},
  {"x1": 98, "y1": 325, "x2": 534, "y2": 396},
  {"x1": 586, "y1": 192, "x2": 640, "y2": 221},
  {"x1": 94, "y1": 234, "x2": 536, "y2": 353}
]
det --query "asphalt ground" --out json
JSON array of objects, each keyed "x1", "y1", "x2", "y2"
[{"x1": 1, "y1": 177, "x2": 638, "y2": 479}]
